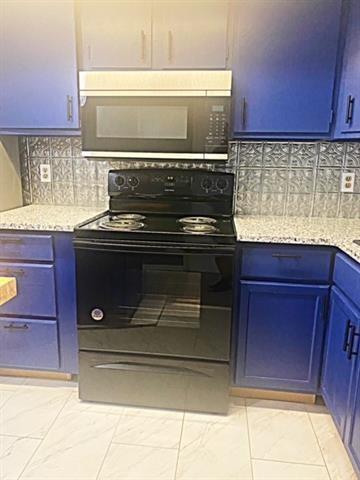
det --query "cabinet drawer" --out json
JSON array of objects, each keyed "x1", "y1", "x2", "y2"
[
  {"x1": 0, "y1": 234, "x2": 53, "y2": 261},
  {"x1": 0, "y1": 317, "x2": 59, "y2": 370},
  {"x1": 0, "y1": 263, "x2": 56, "y2": 318},
  {"x1": 241, "y1": 245, "x2": 333, "y2": 282},
  {"x1": 333, "y1": 253, "x2": 360, "y2": 309}
]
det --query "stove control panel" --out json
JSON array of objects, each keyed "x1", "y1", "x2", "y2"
[{"x1": 108, "y1": 169, "x2": 233, "y2": 197}]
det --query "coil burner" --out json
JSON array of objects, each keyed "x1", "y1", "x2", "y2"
[
  {"x1": 100, "y1": 220, "x2": 145, "y2": 231},
  {"x1": 178, "y1": 216, "x2": 217, "y2": 225},
  {"x1": 111, "y1": 213, "x2": 146, "y2": 221},
  {"x1": 182, "y1": 224, "x2": 218, "y2": 234}
]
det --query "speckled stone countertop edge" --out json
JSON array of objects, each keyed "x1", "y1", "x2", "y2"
[
  {"x1": 234, "y1": 216, "x2": 360, "y2": 264},
  {"x1": 0, "y1": 205, "x2": 104, "y2": 233}
]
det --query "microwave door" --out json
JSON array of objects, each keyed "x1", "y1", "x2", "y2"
[{"x1": 81, "y1": 96, "x2": 197, "y2": 154}]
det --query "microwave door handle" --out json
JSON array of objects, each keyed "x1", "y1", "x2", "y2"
[
  {"x1": 141, "y1": 30, "x2": 146, "y2": 62},
  {"x1": 168, "y1": 30, "x2": 173, "y2": 63}
]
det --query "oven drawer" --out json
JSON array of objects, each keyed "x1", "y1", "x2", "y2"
[
  {"x1": 79, "y1": 351, "x2": 229, "y2": 414},
  {"x1": 241, "y1": 245, "x2": 333, "y2": 282},
  {"x1": 0, "y1": 263, "x2": 56, "y2": 318},
  {"x1": 0, "y1": 317, "x2": 59, "y2": 370},
  {"x1": 0, "y1": 234, "x2": 53, "y2": 261}
]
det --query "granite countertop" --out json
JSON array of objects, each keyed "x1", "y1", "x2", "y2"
[
  {"x1": 0, "y1": 206, "x2": 359, "y2": 262},
  {"x1": 234, "y1": 215, "x2": 360, "y2": 263},
  {"x1": 0, "y1": 205, "x2": 104, "y2": 232}
]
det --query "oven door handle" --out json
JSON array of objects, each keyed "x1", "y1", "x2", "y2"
[
  {"x1": 92, "y1": 361, "x2": 212, "y2": 377},
  {"x1": 74, "y1": 239, "x2": 235, "y2": 255}
]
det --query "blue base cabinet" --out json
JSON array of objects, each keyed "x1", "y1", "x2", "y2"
[
  {"x1": 235, "y1": 281, "x2": 329, "y2": 392},
  {"x1": 321, "y1": 287, "x2": 359, "y2": 436},
  {"x1": 0, "y1": 231, "x2": 78, "y2": 374},
  {"x1": 347, "y1": 361, "x2": 360, "y2": 478},
  {"x1": 321, "y1": 253, "x2": 360, "y2": 477}
]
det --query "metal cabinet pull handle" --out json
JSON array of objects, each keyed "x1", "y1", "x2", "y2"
[
  {"x1": 67, "y1": 95, "x2": 73, "y2": 122},
  {"x1": 4, "y1": 324, "x2": 29, "y2": 330},
  {"x1": 0, "y1": 268, "x2": 25, "y2": 277},
  {"x1": 345, "y1": 95, "x2": 355, "y2": 124},
  {"x1": 343, "y1": 319, "x2": 352, "y2": 352},
  {"x1": 271, "y1": 254, "x2": 302, "y2": 259},
  {"x1": 93, "y1": 362, "x2": 210, "y2": 377},
  {"x1": 241, "y1": 97, "x2": 247, "y2": 130},
  {"x1": 0, "y1": 238, "x2": 23, "y2": 245},
  {"x1": 347, "y1": 325, "x2": 360, "y2": 360},
  {"x1": 168, "y1": 30, "x2": 173, "y2": 63},
  {"x1": 141, "y1": 30, "x2": 146, "y2": 62}
]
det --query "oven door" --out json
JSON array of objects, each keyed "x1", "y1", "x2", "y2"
[
  {"x1": 80, "y1": 96, "x2": 229, "y2": 156},
  {"x1": 75, "y1": 241, "x2": 234, "y2": 362}
]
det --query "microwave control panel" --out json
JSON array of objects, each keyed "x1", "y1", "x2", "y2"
[{"x1": 205, "y1": 103, "x2": 230, "y2": 151}]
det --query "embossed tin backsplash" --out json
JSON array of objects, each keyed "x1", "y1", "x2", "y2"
[{"x1": 19, "y1": 137, "x2": 360, "y2": 218}]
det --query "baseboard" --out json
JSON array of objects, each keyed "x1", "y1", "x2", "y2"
[
  {"x1": 230, "y1": 386, "x2": 316, "y2": 404},
  {"x1": 0, "y1": 368, "x2": 72, "y2": 381}
]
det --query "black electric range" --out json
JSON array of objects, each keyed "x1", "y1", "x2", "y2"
[{"x1": 74, "y1": 168, "x2": 236, "y2": 414}]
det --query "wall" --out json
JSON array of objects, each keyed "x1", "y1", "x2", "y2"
[
  {"x1": 0, "y1": 136, "x2": 23, "y2": 212},
  {"x1": 19, "y1": 137, "x2": 360, "y2": 218}
]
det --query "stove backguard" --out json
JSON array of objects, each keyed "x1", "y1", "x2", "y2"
[{"x1": 107, "y1": 169, "x2": 234, "y2": 217}]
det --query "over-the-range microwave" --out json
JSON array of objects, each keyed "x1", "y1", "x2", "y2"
[{"x1": 79, "y1": 70, "x2": 232, "y2": 161}]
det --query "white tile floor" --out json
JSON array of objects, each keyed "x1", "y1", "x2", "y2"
[{"x1": 0, "y1": 376, "x2": 357, "y2": 480}]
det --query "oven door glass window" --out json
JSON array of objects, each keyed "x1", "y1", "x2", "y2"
[{"x1": 76, "y1": 248, "x2": 233, "y2": 361}]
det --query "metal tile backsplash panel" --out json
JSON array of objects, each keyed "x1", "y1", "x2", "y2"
[
  {"x1": 234, "y1": 141, "x2": 360, "y2": 218},
  {"x1": 19, "y1": 137, "x2": 237, "y2": 209},
  {"x1": 19, "y1": 137, "x2": 360, "y2": 218}
]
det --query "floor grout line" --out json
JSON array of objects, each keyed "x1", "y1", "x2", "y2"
[
  {"x1": 95, "y1": 411, "x2": 123, "y2": 480},
  {"x1": 251, "y1": 456, "x2": 330, "y2": 468},
  {"x1": 173, "y1": 411, "x2": 185, "y2": 480},
  {"x1": 307, "y1": 410, "x2": 338, "y2": 480},
  {"x1": 244, "y1": 400, "x2": 255, "y2": 480},
  {"x1": 15, "y1": 389, "x2": 73, "y2": 480}
]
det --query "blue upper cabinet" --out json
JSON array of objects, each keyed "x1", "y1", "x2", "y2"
[
  {"x1": 0, "y1": 0, "x2": 79, "y2": 131},
  {"x1": 231, "y1": 0, "x2": 342, "y2": 138},
  {"x1": 334, "y1": 0, "x2": 360, "y2": 139}
]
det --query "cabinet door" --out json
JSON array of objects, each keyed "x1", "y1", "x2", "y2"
[
  {"x1": 232, "y1": 0, "x2": 341, "y2": 136},
  {"x1": 0, "y1": 0, "x2": 79, "y2": 129},
  {"x1": 152, "y1": 1, "x2": 229, "y2": 69},
  {"x1": 334, "y1": 0, "x2": 360, "y2": 138},
  {"x1": 321, "y1": 287, "x2": 360, "y2": 437},
  {"x1": 80, "y1": 1, "x2": 152, "y2": 69},
  {"x1": 235, "y1": 281, "x2": 329, "y2": 392},
  {"x1": 346, "y1": 360, "x2": 360, "y2": 477}
]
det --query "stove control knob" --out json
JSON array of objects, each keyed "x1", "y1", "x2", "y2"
[
  {"x1": 91, "y1": 308, "x2": 104, "y2": 322},
  {"x1": 128, "y1": 176, "x2": 139, "y2": 188},
  {"x1": 201, "y1": 178, "x2": 213, "y2": 190},
  {"x1": 115, "y1": 176, "x2": 125, "y2": 187},
  {"x1": 216, "y1": 178, "x2": 228, "y2": 190}
]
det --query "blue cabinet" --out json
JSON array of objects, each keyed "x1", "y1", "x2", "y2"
[
  {"x1": 0, "y1": 0, "x2": 79, "y2": 131},
  {"x1": 0, "y1": 231, "x2": 78, "y2": 374},
  {"x1": 0, "y1": 318, "x2": 59, "y2": 370},
  {"x1": 231, "y1": 0, "x2": 342, "y2": 138},
  {"x1": 334, "y1": 0, "x2": 360, "y2": 139},
  {"x1": 235, "y1": 281, "x2": 328, "y2": 392},
  {"x1": 322, "y1": 253, "x2": 360, "y2": 476},
  {"x1": 321, "y1": 287, "x2": 360, "y2": 436},
  {"x1": 347, "y1": 360, "x2": 360, "y2": 478}
]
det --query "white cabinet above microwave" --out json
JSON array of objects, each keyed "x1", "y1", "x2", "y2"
[{"x1": 79, "y1": 0, "x2": 230, "y2": 70}]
